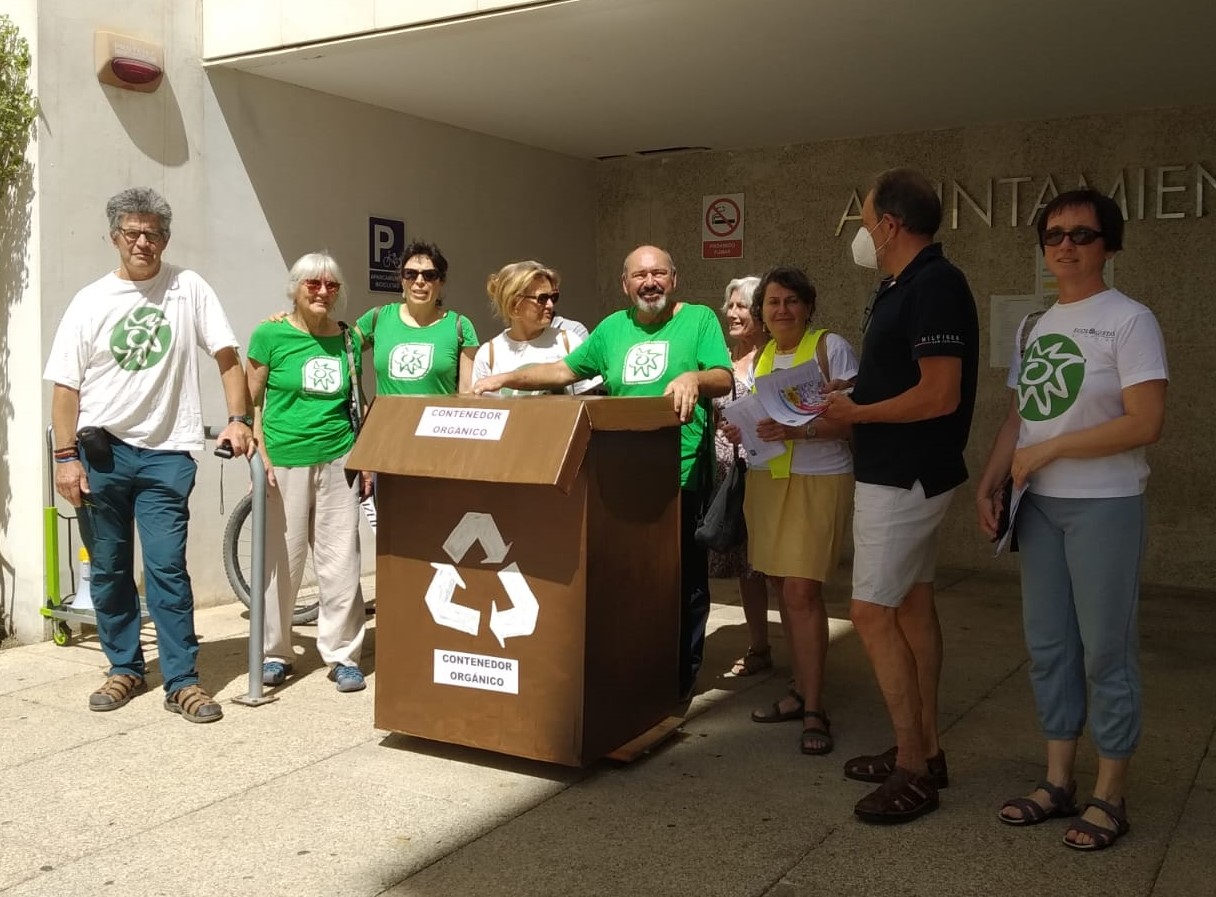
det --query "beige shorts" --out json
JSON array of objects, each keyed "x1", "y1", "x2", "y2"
[{"x1": 852, "y1": 480, "x2": 955, "y2": 607}]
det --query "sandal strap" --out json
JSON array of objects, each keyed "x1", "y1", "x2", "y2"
[
  {"x1": 846, "y1": 745, "x2": 898, "y2": 778},
  {"x1": 1083, "y1": 798, "x2": 1129, "y2": 832},
  {"x1": 1035, "y1": 780, "x2": 1077, "y2": 813},
  {"x1": 1000, "y1": 796, "x2": 1049, "y2": 823},
  {"x1": 171, "y1": 685, "x2": 217, "y2": 715},
  {"x1": 96, "y1": 674, "x2": 143, "y2": 700},
  {"x1": 803, "y1": 709, "x2": 831, "y2": 728}
]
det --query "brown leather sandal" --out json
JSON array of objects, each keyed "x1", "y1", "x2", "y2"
[
  {"x1": 164, "y1": 684, "x2": 223, "y2": 724},
  {"x1": 854, "y1": 766, "x2": 940, "y2": 825},
  {"x1": 844, "y1": 746, "x2": 950, "y2": 789},
  {"x1": 88, "y1": 673, "x2": 148, "y2": 712}
]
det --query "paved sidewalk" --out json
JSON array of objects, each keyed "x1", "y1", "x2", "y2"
[{"x1": 1, "y1": 570, "x2": 1213, "y2": 897}]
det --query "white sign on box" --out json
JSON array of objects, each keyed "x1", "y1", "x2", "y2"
[
  {"x1": 416, "y1": 406, "x2": 510, "y2": 440},
  {"x1": 434, "y1": 649, "x2": 519, "y2": 694}
]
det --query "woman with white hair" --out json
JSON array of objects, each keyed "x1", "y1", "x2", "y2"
[
  {"x1": 246, "y1": 252, "x2": 371, "y2": 695},
  {"x1": 713, "y1": 275, "x2": 773, "y2": 677}
]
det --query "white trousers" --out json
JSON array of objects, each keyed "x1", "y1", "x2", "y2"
[{"x1": 263, "y1": 454, "x2": 365, "y2": 668}]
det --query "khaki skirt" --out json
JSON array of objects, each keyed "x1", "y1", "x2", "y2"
[{"x1": 744, "y1": 470, "x2": 854, "y2": 581}]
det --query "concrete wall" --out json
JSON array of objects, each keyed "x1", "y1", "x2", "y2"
[
  {"x1": 0, "y1": 0, "x2": 42, "y2": 643},
  {"x1": 595, "y1": 107, "x2": 1216, "y2": 589},
  {"x1": 6, "y1": 0, "x2": 596, "y2": 642}
]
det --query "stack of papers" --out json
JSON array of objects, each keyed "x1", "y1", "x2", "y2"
[
  {"x1": 721, "y1": 360, "x2": 830, "y2": 464},
  {"x1": 992, "y1": 481, "x2": 1028, "y2": 557}
]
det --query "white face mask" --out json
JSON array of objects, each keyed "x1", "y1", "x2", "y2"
[{"x1": 851, "y1": 223, "x2": 881, "y2": 269}]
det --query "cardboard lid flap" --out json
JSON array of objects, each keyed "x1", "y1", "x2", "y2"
[{"x1": 347, "y1": 395, "x2": 591, "y2": 489}]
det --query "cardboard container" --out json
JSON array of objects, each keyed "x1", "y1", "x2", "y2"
[{"x1": 348, "y1": 394, "x2": 683, "y2": 766}]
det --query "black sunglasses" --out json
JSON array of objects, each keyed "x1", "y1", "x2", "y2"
[
  {"x1": 1042, "y1": 226, "x2": 1103, "y2": 247},
  {"x1": 402, "y1": 268, "x2": 442, "y2": 283}
]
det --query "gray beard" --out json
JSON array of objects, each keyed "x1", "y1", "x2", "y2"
[{"x1": 633, "y1": 293, "x2": 668, "y2": 314}]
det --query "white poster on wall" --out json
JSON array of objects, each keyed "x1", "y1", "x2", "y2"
[{"x1": 990, "y1": 295, "x2": 1053, "y2": 368}]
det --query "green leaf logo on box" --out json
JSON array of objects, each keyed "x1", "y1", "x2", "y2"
[
  {"x1": 623, "y1": 341, "x2": 668, "y2": 384},
  {"x1": 110, "y1": 306, "x2": 171, "y2": 371},
  {"x1": 1017, "y1": 334, "x2": 1086, "y2": 421}
]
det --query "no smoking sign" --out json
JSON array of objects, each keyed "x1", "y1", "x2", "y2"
[{"x1": 701, "y1": 193, "x2": 745, "y2": 259}]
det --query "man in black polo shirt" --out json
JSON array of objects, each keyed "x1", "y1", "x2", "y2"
[{"x1": 821, "y1": 168, "x2": 979, "y2": 824}]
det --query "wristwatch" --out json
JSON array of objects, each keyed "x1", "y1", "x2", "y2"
[
  {"x1": 229, "y1": 414, "x2": 254, "y2": 427},
  {"x1": 804, "y1": 422, "x2": 817, "y2": 439}
]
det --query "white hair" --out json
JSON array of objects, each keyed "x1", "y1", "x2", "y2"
[
  {"x1": 287, "y1": 251, "x2": 347, "y2": 317},
  {"x1": 721, "y1": 276, "x2": 760, "y2": 312}
]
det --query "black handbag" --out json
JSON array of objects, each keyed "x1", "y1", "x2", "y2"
[{"x1": 695, "y1": 454, "x2": 748, "y2": 552}]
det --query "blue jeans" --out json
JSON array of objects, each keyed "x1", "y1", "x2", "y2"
[
  {"x1": 77, "y1": 440, "x2": 200, "y2": 693},
  {"x1": 1016, "y1": 492, "x2": 1145, "y2": 758}
]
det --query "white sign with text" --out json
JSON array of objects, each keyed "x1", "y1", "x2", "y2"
[
  {"x1": 416, "y1": 407, "x2": 510, "y2": 440},
  {"x1": 434, "y1": 649, "x2": 519, "y2": 694}
]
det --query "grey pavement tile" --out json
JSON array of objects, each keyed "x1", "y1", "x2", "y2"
[
  {"x1": 1, "y1": 741, "x2": 563, "y2": 897},
  {"x1": 0, "y1": 696, "x2": 379, "y2": 851},
  {"x1": 1150, "y1": 822, "x2": 1216, "y2": 897},
  {"x1": 0, "y1": 834, "x2": 60, "y2": 893},
  {"x1": 0, "y1": 694, "x2": 133, "y2": 771},
  {"x1": 0, "y1": 649, "x2": 105, "y2": 697}
]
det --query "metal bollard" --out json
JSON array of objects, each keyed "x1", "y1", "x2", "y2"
[{"x1": 233, "y1": 451, "x2": 276, "y2": 707}]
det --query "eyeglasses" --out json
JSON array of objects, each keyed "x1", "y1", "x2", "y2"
[
  {"x1": 522, "y1": 291, "x2": 560, "y2": 306},
  {"x1": 118, "y1": 229, "x2": 166, "y2": 244},
  {"x1": 1042, "y1": 226, "x2": 1103, "y2": 247},
  {"x1": 302, "y1": 279, "x2": 341, "y2": 293},
  {"x1": 402, "y1": 268, "x2": 442, "y2": 283}
]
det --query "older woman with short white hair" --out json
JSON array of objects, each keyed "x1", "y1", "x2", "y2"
[
  {"x1": 712, "y1": 276, "x2": 772, "y2": 677},
  {"x1": 247, "y1": 252, "x2": 371, "y2": 695}
]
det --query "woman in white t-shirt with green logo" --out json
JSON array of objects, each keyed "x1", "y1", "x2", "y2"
[
  {"x1": 247, "y1": 253, "x2": 372, "y2": 695},
  {"x1": 977, "y1": 190, "x2": 1168, "y2": 851},
  {"x1": 473, "y1": 260, "x2": 591, "y2": 396}
]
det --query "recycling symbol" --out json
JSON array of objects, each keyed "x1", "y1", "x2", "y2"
[{"x1": 424, "y1": 512, "x2": 539, "y2": 647}]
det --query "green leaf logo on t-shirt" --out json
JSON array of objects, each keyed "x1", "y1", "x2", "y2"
[
  {"x1": 110, "y1": 306, "x2": 171, "y2": 371},
  {"x1": 1017, "y1": 333, "x2": 1086, "y2": 421},
  {"x1": 623, "y1": 341, "x2": 669, "y2": 384},
  {"x1": 389, "y1": 343, "x2": 434, "y2": 380},
  {"x1": 302, "y1": 357, "x2": 342, "y2": 394}
]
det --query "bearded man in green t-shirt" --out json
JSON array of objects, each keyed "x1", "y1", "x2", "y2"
[{"x1": 473, "y1": 245, "x2": 733, "y2": 700}]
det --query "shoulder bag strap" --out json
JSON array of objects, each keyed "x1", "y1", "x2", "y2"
[
  {"x1": 1019, "y1": 309, "x2": 1046, "y2": 357},
  {"x1": 338, "y1": 322, "x2": 365, "y2": 433},
  {"x1": 815, "y1": 330, "x2": 832, "y2": 383}
]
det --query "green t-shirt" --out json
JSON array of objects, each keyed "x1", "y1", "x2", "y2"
[
  {"x1": 247, "y1": 320, "x2": 363, "y2": 468},
  {"x1": 354, "y1": 305, "x2": 479, "y2": 396},
  {"x1": 564, "y1": 303, "x2": 731, "y2": 489}
]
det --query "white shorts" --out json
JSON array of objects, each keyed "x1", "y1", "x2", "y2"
[{"x1": 852, "y1": 480, "x2": 955, "y2": 607}]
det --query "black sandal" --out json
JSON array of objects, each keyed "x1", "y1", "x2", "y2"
[
  {"x1": 998, "y1": 780, "x2": 1078, "y2": 827},
  {"x1": 751, "y1": 691, "x2": 804, "y2": 723},
  {"x1": 853, "y1": 766, "x2": 939, "y2": 825},
  {"x1": 800, "y1": 709, "x2": 834, "y2": 755},
  {"x1": 1062, "y1": 798, "x2": 1130, "y2": 851}
]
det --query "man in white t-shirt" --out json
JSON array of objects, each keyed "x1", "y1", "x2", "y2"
[{"x1": 43, "y1": 187, "x2": 254, "y2": 724}]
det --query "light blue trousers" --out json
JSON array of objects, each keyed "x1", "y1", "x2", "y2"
[{"x1": 1015, "y1": 492, "x2": 1146, "y2": 759}]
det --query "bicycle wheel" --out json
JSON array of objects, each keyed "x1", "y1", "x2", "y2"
[{"x1": 221, "y1": 493, "x2": 320, "y2": 625}]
